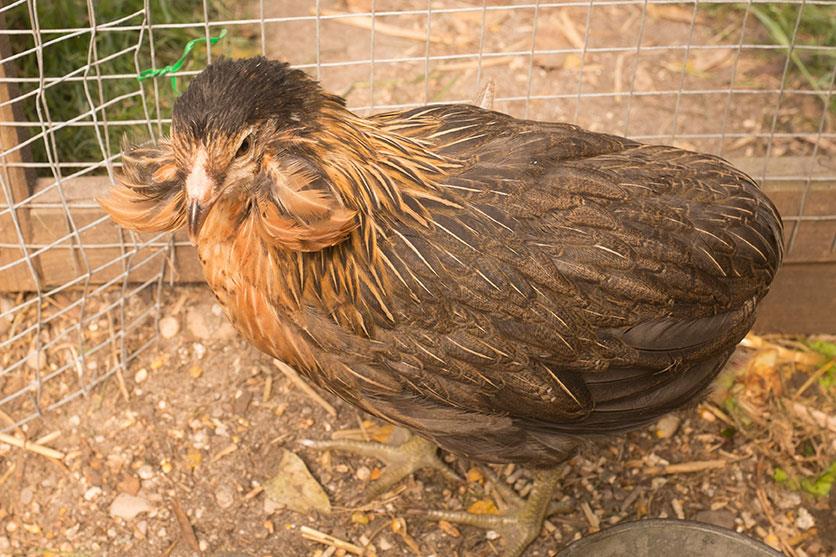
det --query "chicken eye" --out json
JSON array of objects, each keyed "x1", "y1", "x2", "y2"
[{"x1": 236, "y1": 136, "x2": 251, "y2": 158}]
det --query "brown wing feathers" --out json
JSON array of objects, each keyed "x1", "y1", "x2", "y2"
[{"x1": 100, "y1": 64, "x2": 782, "y2": 467}]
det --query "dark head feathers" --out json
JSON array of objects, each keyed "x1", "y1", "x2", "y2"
[{"x1": 173, "y1": 57, "x2": 340, "y2": 139}]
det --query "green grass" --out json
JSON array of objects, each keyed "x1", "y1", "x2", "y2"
[
  {"x1": 4, "y1": 0, "x2": 247, "y2": 174},
  {"x1": 713, "y1": 3, "x2": 835, "y2": 109},
  {"x1": 749, "y1": 4, "x2": 835, "y2": 91},
  {"x1": 774, "y1": 461, "x2": 836, "y2": 498}
]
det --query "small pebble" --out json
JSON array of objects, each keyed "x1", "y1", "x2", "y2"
[
  {"x1": 134, "y1": 368, "x2": 148, "y2": 383},
  {"x1": 137, "y1": 465, "x2": 154, "y2": 480},
  {"x1": 136, "y1": 520, "x2": 148, "y2": 536},
  {"x1": 159, "y1": 316, "x2": 180, "y2": 339},
  {"x1": 486, "y1": 530, "x2": 500, "y2": 541},
  {"x1": 671, "y1": 498, "x2": 685, "y2": 520},
  {"x1": 795, "y1": 507, "x2": 815, "y2": 531},
  {"x1": 110, "y1": 493, "x2": 154, "y2": 520},
  {"x1": 193, "y1": 343, "x2": 207, "y2": 360},
  {"x1": 215, "y1": 484, "x2": 235, "y2": 509},
  {"x1": 355, "y1": 466, "x2": 371, "y2": 481},
  {"x1": 25, "y1": 349, "x2": 46, "y2": 371},
  {"x1": 655, "y1": 415, "x2": 681, "y2": 439},
  {"x1": 378, "y1": 537, "x2": 393, "y2": 550},
  {"x1": 199, "y1": 539, "x2": 208, "y2": 552},
  {"x1": 83, "y1": 486, "x2": 102, "y2": 501},
  {"x1": 0, "y1": 536, "x2": 10, "y2": 550},
  {"x1": 187, "y1": 307, "x2": 213, "y2": 339},
  {"x1": 19, "y1": 487, "x2": 33, "y2": 505},
  {"x1": 696, "y1": 509, "x2": 736, "y2": 530}
]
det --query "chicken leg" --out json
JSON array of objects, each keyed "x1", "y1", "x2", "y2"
[
  {"x1": 421, "y1": 467, "x2": 564, "y2": 557},
  {"x1": 300, "y1": 432, "x2": 461, "y2": 502},
  {"x1": 303, "y1": 430, "x2": 566, "y2": 556}
]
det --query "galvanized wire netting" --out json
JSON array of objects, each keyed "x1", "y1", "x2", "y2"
[{"x1": 0, "y1": 0, "x2": 833, "y2": 431}]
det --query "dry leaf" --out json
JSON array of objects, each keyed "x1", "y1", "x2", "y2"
[
  {"x1": 438, "y1": 519, "x2": 461, "y2": 538},
  {"x1": 467, "y1": 498, "x2": 499, "y2": 515},
  {"x1": 264, "y1": 450, "x2": 331, "y2": 515},
  {"x1": 466, "y1": 467, "x2": 484, "y2": 483}
]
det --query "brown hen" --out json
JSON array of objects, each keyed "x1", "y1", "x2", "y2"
[{"x1": 100, "y1": 57, "x2": 783, "y2": 556}]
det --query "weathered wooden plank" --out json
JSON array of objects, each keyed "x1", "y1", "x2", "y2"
[
  {"x1": 754, "y1": 263, "x2": 836, "y2": 334},
  {"x1": 0, "y1": 18, "x2": 38, "y2": 291}
]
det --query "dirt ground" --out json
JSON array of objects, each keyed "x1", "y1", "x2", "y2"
[
  {"x1": 1, "y1": 1, "x2": 833, "y2": 556},
  {"x1": 0, "y1": 286, "x2": 833, "y2": 557},
  {"x1": 256, "y1": 0, "x2": 828, "y2": 159}
]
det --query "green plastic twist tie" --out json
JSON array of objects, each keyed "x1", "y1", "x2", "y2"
[{"x1": 137, "y1": 28, "x2": 227, "y2": 93}]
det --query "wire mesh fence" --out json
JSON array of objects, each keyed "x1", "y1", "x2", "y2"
[{"x1": 0, "y1": 0, "x2": 833, "y2": 432}]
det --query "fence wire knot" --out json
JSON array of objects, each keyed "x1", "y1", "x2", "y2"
[{"x1": 137, "y1": 29, "x2": 228, "y2": 93}]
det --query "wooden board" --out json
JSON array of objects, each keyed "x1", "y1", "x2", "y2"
[{"x1": 0, "y1": 17, "x2": 38, "y2": 291}]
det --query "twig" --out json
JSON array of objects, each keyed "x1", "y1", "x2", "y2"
[
  {"x1": 580, "y1": 501, "x2": 600, "y2": 531},
  {"x1": 644, "y1": 459, "x2": 727, "y2": 476},
  {"x1": 262, "y1": 373, "x2": 273, "y2": 402},
  {"x1": 556, "y1": 11, "x2": 585, "y2": 49},
  {"x1": 172, "y1": 498, "x2": 201, "y2": 554},
  {"x1": 793, "y1": 361, "x2": 833, "y2": 399},
  {"x1": 741, "y1": 334, "x2": 822, "y2": 366},
  {"x1": 391, "y1": 517, "x2": 421, "y2": 556},
  {"x1": 34, "y1": 430, "x2": 61, "y2": 445},
  {"x1": 273, "y1": 359, "x2": 336, "y2": 417},
  {"x1": 699, "y1": 403, "x2": 735, "y2": 427},
  {"x1": 243, "y1": 485, "x2": 264, "y2": 500},
  {"x1": 319, "y1": 9, "x2": 466, "y2": 47},
  {"x1": 755, "y1": 462, "x2": 799, "y2": 557},
  {"x1": 211, "y1": 443, "x2": 238, "y2": 463},
  {"x1": 0, "y1": 462, "x2": 15, "y2": 488},
  {"x1": 0, "y1": 408, "x2": 18, "y2": 429},
  {"x1": 436, "y1": 56, "x2": 516, "y2": 72},
  {"x1": 786, "y1": 399, "x2": 836, "y2": 433},
  {"x1": 107, "y1": 310, "x2": 130, "y2": 403},
  {"x1": 300, "y1": 525, "x2": 364, "y2": 555},
  {"x1": 0, "y1": 431, "x2": 64, "y2": 460},
  {"x1": 620, "y1": 486, "x2": 643, "y2": 513}
]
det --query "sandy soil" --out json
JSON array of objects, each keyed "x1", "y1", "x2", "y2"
[{"x1": 0, "y1": 1, "x2": 833, "y2": 556}]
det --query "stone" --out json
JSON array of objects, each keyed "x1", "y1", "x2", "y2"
[
  {"x1": 133, "y1": 368, "x2": 148, "y2": 383},
  {"x1": 25, "y1": 349, "x2": 46, "y2": 371},
  {"x1": 159, "y1": 316, "x2": 180, "y2": 339},
  {"x1": 795, "y1": 507, "x2": 815, "y2": 531},
  {"x1": 110, "y1": 494, "x2": 154, "y2": 520},
  {"x1": 19, "y1": 487, "x2": 33, "y2": 505},
  {"x1": 137, "y1": 465, "x2": 154, "y2": 480},
  {"x1": 655, "y1": 415, "x2": 681, "y2": 439},
  {"x1": 215, "y1": 484, "x2": 235, "y2": 509},
  {"x1": 187, "y1": 304, "x2": 237, "y2": 341},
  {"x1": 694, "y1": 509, "x2": 735, "y2": 530},
  {"x1": 264, "y1": 450, "x2": 331, "y2": 515},
  {"x1": 83, "y1": 486, "x2": 102, "y2": 501}
]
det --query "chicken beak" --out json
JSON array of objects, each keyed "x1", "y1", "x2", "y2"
[
  {"x1": 187, "y1": 200, "x2": 206, "y2": 244},
  {"x1": 185, "y1": 148, "x2": 213, "y2": 245}
]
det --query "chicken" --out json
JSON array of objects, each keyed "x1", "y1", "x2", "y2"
[{"x1": 100, "y1": 57, "x2": 783, "y2": 556}]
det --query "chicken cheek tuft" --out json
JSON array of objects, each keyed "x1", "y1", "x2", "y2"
[
  {"x1": 252, "y1": 161, "x2": 359, "y2": 252},
  {"x1": 98, "y1": 141, "x2": 186, "y2": 233}
]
